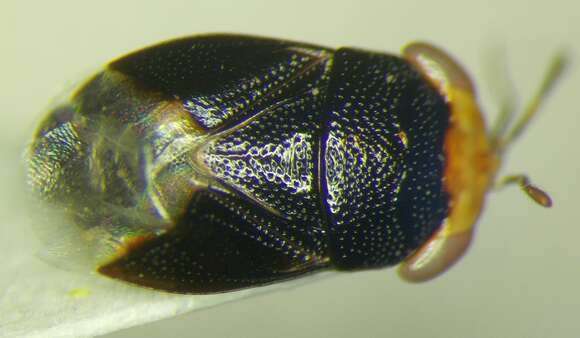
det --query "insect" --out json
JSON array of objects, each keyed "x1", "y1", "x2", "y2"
[{"x1": 26, "y1": 34, "x2": 565, "y2": 293}]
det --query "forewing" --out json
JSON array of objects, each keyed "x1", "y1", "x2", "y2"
[
  {"x1": 109, "y1": 34, "x2": 332, "y2": 131},
  {"x1": 99, "y1": 189, "x2": 330, "y2": 293}
]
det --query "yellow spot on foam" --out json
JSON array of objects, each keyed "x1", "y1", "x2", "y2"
[{"x1": 69, "y1": 288, "x2": 91, "y2": 298}]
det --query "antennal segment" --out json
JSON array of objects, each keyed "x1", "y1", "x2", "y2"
[
  {"x1": 495, "y1": 174, "x2": 553, "y2": 207},
  {"x1": 495, "y1": 53, "x2": 568, "y2": 154}
]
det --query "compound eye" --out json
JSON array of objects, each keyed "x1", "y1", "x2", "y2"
[
  {"x1": 398, "y1": 224, "x2": 474, "y2": 282},
  {"x1": 403, "y1": 42, "x2": 476, "y2": 100}
]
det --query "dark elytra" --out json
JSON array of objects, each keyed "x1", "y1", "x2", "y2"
[{"x1": 31, "y1": 35, "x2": 450, "y2": 293}]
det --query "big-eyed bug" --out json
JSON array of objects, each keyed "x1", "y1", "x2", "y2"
[{"x1": 26, "y1": 34, "x2": 565, "y2": 293}]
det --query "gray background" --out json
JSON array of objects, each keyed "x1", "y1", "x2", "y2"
[{"x1": 2, "y1": 1, "x2": 578, "y2": 337}]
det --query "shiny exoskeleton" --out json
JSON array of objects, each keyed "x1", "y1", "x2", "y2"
[{"x1": 31, "y1": 34, "x2": 560, "y2": 294}]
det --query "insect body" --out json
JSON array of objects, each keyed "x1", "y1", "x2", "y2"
[{"x1": 26, "y1": 34, "x2": 563, "y2": 293}]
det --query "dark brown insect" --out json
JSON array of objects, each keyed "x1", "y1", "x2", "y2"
[{"x1": 26, "y1": 34, "x2": 564, "y2": 293}]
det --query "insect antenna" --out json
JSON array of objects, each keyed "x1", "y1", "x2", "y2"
[
  {"x1": 486, "y1": 46, "x2": 519, "y2": 143},
  {"x1": 491, "y1": 51, "x2": 569, "y2": 207}
]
